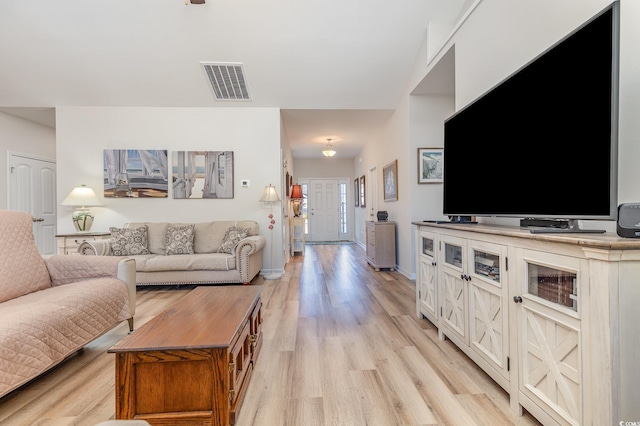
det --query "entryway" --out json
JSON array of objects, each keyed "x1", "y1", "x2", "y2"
[{"x1": 298, "y1": 177, "x2": 351, "y2": 243}]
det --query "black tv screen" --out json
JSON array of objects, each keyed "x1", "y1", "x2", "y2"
[{"x1": 443, "y1": 3, "x2": 619, "y2": 220}]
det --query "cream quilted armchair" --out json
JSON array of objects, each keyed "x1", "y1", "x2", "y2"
[{"x1": 0, "y1": 209, "x2": 136, "y2": 398}]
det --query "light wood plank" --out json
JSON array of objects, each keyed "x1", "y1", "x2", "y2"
[{"x1": 0, "y1": 243, "x2": 541, "y2": 426}]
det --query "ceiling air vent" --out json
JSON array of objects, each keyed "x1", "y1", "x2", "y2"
[{"x1": 201, "y1": 62, "x2": 250, "y2": 101}]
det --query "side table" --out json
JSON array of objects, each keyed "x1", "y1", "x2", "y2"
[
  {"x1": 55, "y1": 232, "x2": 111, "y2": 255},
  {"x1": 290, "y1": 217, "x2": 305, "y2": 256},
  {"x1": 365, "y1": 221, "x2": 396, "y2": 271}
]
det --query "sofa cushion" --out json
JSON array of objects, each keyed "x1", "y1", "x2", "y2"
[
  {"x1": 165, "y1": 224, "x2": 195, "y2": 255},
  {"x1": 193, "y1": 222, "x2": 234, "y2": 253},
  {"x1": 131, "y1": 253, "x2": 235, "y2": 271},
  {"x1": 218, "y1": 226, "x2": 249, "y2": 254},
  {"x1": 126, "y1": 222, "x2": 167, "y2": 255},
  {"x1": 0, "y1": 210, "x2": 52, "y2": 303},
  {"x1": 109, "y1": 226, "x2": 150, "y2": 256}
]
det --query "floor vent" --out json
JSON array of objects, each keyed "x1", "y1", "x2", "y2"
[{"x1": 201, "y1": 62, "x2": 250, "y2": 101}]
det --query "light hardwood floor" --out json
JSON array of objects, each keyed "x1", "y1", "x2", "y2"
[{"x1": 0, "y1": 243, "x2": 541, "y2": 425}]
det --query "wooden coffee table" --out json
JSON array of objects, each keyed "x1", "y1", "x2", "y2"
[{"x1": 109, "y1": 285, "x2": 263, "y2": 425}]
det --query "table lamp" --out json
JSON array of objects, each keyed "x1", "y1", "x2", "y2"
[
  {"x1": 290, "y1": 184, "x2": 304, "y2": 217},
  {"x1": 61, "y1": 184, "x2": 103, "y2": 232}
]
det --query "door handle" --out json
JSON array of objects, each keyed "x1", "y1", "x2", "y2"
[
  {"x1": 513, "y1": 296, "x2": 523, "y2": 303},
  {"x1": 32, "y1": 217, "x2": 45, "y2": 222}
]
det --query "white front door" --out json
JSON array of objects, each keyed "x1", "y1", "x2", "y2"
[
  {"x1": 8, "y1": 152, "x2": 57, "y2": 255},
  {"x1": 309, "y1": 179, "x2": 339, "y2": 242}
]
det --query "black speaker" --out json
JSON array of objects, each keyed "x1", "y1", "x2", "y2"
[{"x1": 617, "y1": 203, "x2": 640, "y2": 237}]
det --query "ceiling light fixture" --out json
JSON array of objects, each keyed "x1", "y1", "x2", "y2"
[{"x1": 322, "y1": 138, "x2": 336, "y2": 157}]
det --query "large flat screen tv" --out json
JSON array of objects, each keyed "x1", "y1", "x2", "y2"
[{"x1": 443, "y1": 2, "x2": 619, "y2": 224}]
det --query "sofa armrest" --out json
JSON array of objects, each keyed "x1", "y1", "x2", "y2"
[
  {"x1": 234, "y1": 236, "x2": 266, "y2": 283},
  {"x1": 78, "y1": 239, "x2": 113, "y2": 255},
  {"x1": 233, "y1": 235, "x2": 266, "y2": 256},
  {"x1": 45, "y1": 255, "x2": 137, "y2": 317}
]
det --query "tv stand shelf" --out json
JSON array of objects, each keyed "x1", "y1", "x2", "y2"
[{"x1": 412, "y1": 221, "x2": 640, "y2": 425}]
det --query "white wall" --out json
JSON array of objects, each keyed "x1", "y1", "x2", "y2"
[
  {"x1": 0, "y1": 112, "x2": 56, "y2": 209},
  {"x1": 352, "y1": 104, "x2": 414, "y2": 275},
  {"x1": 390, "y1": 0, "x2": 640, "y2": 280},
  {"x1": 443, "y1": 0, "x2": 636, "y2": 230},
  {"x1": 617, "y1": 0, "x2": 640, "y2": 205},
  {"x1": 293, "y1": 158, "x2": 353, "y2": 180},
  {"x1": 55, "y1": 106, "x2": 285, "y2": 274}
]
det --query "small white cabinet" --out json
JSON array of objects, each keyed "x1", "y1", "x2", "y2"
[
  {"x1": 365, "y1": 221, "x2": 396, "y2": 271},
  {"x1": 290, "y1": 217, "x2": 305, "y2": 256}
]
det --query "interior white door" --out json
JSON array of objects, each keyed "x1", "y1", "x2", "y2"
[
  {"x1": 368, "y1": 166, "x2": 377, "y2": 221},
  {"x1": 309, "y1": 179, "x2": 339, "y2": 241},
  {"x1": 8, "y1": 153, "x2": 57, "y2": 255}
]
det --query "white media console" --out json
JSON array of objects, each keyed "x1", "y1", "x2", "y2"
[{"x1": 413, "y1": 221, "x2": 640, "y2": 426}]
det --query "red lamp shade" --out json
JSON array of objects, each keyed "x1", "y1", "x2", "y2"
[
  {"x1": 290, "y1": 184, "x2": 304, "y2": 217},
  {"x1": 290, "y1": 184, "x2": 303, "y2": 199}
]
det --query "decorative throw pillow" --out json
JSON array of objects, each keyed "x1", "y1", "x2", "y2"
[
  {"x1": 218, "y1": 226, "x2": 249, "y2": 254},
  {"x1": 109, "y1": 226, "x2": 150, "y2": 256},
  {"x1": 166, "y1": 224, "x2": 195, "y2": 255}
]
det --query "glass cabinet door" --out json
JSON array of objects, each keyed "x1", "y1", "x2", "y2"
[
  {"x1": 527, "y1": 263, "x2": 578, "y2": 312},
  {"x1": 473, "y1": 249, "x2": 500, "y2": 284},
  {"x1": 421, "y1": 236, "x2": 434, "y2": 258},
  {"x1": 444, "y1": 243, "x2": 463, "y2": 269}
]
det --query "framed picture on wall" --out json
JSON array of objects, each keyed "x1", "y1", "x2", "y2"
[
  {"x1": 354, "y1": 178, "x2": 360, "y2": 207},
  {"x1": 417, "y1": 148, "x2": 444, "y2": 183},
  {"x1": 383, "y1": 160, "x2": 398, "y2": 202},
  {"x1": 172, "y1": 150, "x2": 234, "y2": 199},
  {"x1": 103, "y1": 149, "x2": 168, "y2": 198},
  {"x1": 360, "y1": 175, "x2": 366, "y2": 208},
  {"x1": 286, "y1": 172, "x2": 290, "y2": 197}
]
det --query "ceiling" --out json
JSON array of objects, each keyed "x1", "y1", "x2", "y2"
[{"x1": 0, "y1": 0, "x2": 467, "y2": 159}]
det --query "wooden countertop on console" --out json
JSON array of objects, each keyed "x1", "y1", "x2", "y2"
[{"x1": 412, "y1": 221, "x2": 640, "y2": 251}]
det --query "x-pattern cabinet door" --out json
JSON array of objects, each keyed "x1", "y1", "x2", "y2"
[
  {"x1": 417, "y1": 230, "x2": 438, "y2": 325},
  {"x1": 516, "y1": 249, "x2": 584, "y2": 426},
  {"x1": 440, "y1": 235, "x2": 468, "y2": 345},
  {"x1": 467, "y1": 240, "x2": 509, "y2": 380}
]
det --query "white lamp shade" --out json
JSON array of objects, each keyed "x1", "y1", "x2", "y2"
[
  {"x1": 61, "y1": 185, "x2": 103, "y2": 207},
  {"x1": 259, "y1": 184, "x2": 281, "y2": 202}
]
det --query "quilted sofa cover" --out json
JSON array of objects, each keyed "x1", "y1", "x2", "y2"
[
  {"x1": 0, "y1": 210, "x2": 136, "y2": 398},
  {"x1": 79, "y1": 221, "x2": 265, "y2": 285}
]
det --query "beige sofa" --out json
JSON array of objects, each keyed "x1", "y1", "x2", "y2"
[
  {"x1": 78, "y1": 221, "x2": 265, "y2": 286},
  {"x1": 0, "y1": 210, "x2": 136, "y2": 399}
]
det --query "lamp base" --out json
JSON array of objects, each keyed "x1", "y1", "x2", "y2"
[
  {"x1": 72, "y1": 209, "x2": 94, "y2": 232},
  {"x1": 292, "y1": 200, "x2": 302, "y2": 217}
]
